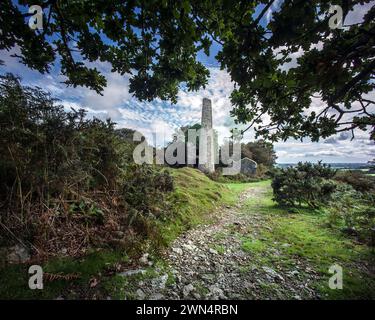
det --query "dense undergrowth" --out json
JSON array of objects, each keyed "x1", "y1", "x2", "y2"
[
  {"x1": 0, "y1": 74, "x2": 179, "y2": 262},
  {"x1": 0, "y1": 166, "x2": 241, "y2": 299}
]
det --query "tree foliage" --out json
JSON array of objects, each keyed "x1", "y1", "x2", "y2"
[
  {"x1": 241, "y1": 139, "x2": 277, "y2": 167},
  {"x1": 334, "y1": 170, "x2": 375, "y2": 193},
  {"x1": 1, "y1": 0, "x2": 374, "y2": 141}
]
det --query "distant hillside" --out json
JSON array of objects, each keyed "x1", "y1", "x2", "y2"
[{"x1": 277, "y1": 163, "x2": 371, "y2": 170}]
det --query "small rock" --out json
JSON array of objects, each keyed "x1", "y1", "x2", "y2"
[
  {"x1": 7, "y1": 244, "x2": 30, "y2": 264},
  {"x1": 136, "y1": 289, "x2": 146, "y2": 299},
  {"x1": 139, "y1": 253, "x2": 149, "y2": 265},
  {"x1": 149, "y1": 293, "x2": 164, "y2": 300},
  {"x1": 182, "y1": 244, "x2": 196, "y2": 251},
  {"x1": 207, "y1": 285, "x2": 226, "y2": 299},
  {"x1": 119, "y1": 269, "x2": 146, "y2": 277},
  {"x1": 243, "y1": 281, "x2": 255, "y2": 290},
  {"x1": 193, "y1": 292, "x2": 201, "y2": 299},
  {"x1": 152, "y1": 274, "x2": 168, "y2": 290},
  {"x1": 183, "y1": 284, "x2": 195, "y2": 297},
  {"x1": 172, "y1": 247, "x2": 183, "y2": 255},
  {"x1": 209, "y1": 248, "x2": 218, "y2": 255},
  {"x1": 262, "y1": 266, "x2": 284, "y2": 282}
]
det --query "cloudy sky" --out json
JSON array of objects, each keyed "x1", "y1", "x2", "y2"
[{"x1": 1, "y1": 1, "x2": 374, "y2": 163}]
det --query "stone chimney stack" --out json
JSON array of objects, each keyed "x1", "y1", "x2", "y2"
[
  {"x1": 199, "y1": 98, "x2": 215, "y2": 173},
  {"x1": 201, "y1": 98, "x2": 213, "y2": 129}
]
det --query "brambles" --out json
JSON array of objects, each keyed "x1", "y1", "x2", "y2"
[{"x1": 271, "y1": 162, "x2": 337, "y2": 208}]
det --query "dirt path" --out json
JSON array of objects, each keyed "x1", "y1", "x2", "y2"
[{"x1": 130, "y1": 185, "x2": 320, "y2": 300}]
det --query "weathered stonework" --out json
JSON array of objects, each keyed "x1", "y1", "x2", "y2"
[
  {"x1": 198, "y1": 98, "x2": 215, "y2": 173},
  {"x1": 240, "y1": 157, "x2": 257, "y2": 175},
  {"x1": 201, "y1": 98, "x2": 213, "y2": 129}
]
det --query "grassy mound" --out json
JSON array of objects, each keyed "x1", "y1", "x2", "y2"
[{"x1": 157, "y1": 167, "x2": 238, "y2": 244}]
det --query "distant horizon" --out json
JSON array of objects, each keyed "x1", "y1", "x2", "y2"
[{"x1": 276, "y1": 161, "x2": 370, "y2": 164}]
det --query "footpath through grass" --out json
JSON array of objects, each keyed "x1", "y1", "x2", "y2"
[
  {"x1": 238, "y1": 180, "x2": 375, "y2": 299},
  {"x1": 1, "y1": 172, "x2": 373, "y2": 299}
]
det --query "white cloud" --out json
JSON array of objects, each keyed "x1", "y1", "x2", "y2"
[
  {"x1": 344, "y1": 2, "x2": 374, "y2": 25},
  {"x1": 266, "y1": 0, "x2": 283, "y2": 22}
]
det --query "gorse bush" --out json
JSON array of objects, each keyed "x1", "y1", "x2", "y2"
[
  {"x1": 0, "y1": 74, "x2": 122, "y2": 206},
  {"x1": 0, "y1": 74, "x2": 174, "y2": 256},
  {"x1": 271, "y1": 162, "x2": 337, "y2": 208},
  {"x1": 271, "y1": 161, "x2": 375, "y2": 243},
  {"x1": 122, "y1": 163, "x2": 174, "y2": 215},
  {"x1": 334, "y1": 170, "x2": 375, "y2": 193},
  {"x1": 326, "y1": 184, "x2": 375, "y2": 244}
]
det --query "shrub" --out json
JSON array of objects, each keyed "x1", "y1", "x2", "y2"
[
  {"x1": 334, "y1": 170, "x2": 375, "y2": 193},
  {"x1": 271, "y1": 162, "x2": 337, "y2": 208},
  {"x1": 0, "y1": 74, "x2": 175, "y2": 257},
  {"x1": 327, "y1": 184, "x2": 375, "y2": 244},
  {"x1": 121, "y1": 164, "x2": 174, "y2": 216},
  {"x1": 255, "y1": 163, "x2": 269, "y2": 179}
]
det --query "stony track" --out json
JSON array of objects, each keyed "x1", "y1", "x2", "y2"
[{"x1": 130, "y1": 185, "x2": 320, "y2": 300}]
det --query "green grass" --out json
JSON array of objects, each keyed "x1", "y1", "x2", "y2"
[
  {"x1": 225, "y1": 180, "x2": 269, "y2": 193},
  {"x1": 241, "y1": 238, "x2": 266, "y2": 253},
  {"x1": 0, "y1": 250, "x2": 129, "y2": 299},
  {"x1": 212, "y1": 244, "x2": 226, "y2": 254},
  {"x1": 240, "y1": 180, "x2": 375, "y2": 299}
]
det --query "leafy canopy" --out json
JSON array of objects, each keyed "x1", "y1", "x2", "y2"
[
  {"x1": 1, "y1": 0, "x2": 374, "y2": 141},
  {"x1": 241, "y1": 139, "x2": 277, "y2": 167}
]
